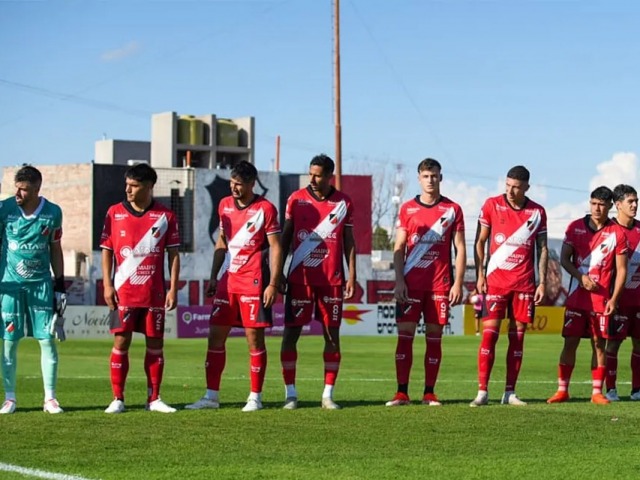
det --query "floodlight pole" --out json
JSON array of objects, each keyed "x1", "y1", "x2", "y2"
[{"x1": 333, "y1": 0, "x2": 342, "y2": 190}]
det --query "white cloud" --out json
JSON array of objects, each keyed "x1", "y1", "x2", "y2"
[
  {"x1": 101, "y1": 41, "x2": 141, "y2": 62},
  {"x1": 589, "y1": 152, "x2": 638, "y2": 191}
]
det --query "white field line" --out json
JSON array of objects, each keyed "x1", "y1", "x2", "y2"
[{"x1": 0, "y1": 462, "x2": 98, "y2": 480}]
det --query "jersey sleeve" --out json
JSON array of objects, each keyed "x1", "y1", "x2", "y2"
[
  {"x1": 52, "y1": 204, "x2": 63, "y2": 243},
  {"x1": 478, "y1": 198, "x2": 492, "y2": 229},
  {"x1": 616, "y1": 228, "x2": 629, "y2": 255},
  {"x1": 345, "y1": 196, "x2": 354, "y2": 227},
  {"x1": 264, "y1": 202, "x2": 281, "y2": 235},
  {"x1": 563, "y1": 222, "x2": 576, "y2": 248},
  {"x1": 166, "y1": 211, "x2": 180, "y2": 248},
  {"x1": 284, "y1": 195, "x2": 295, "y2": 222},
  {"x1": 454, "y1": 203, "x2": 465, "y2": 232},
  {"x1": 397, "y1": 202, "x2": 409, "y2": 231},
  {"x1": 100, "y1": 208, "x2": 114, "y2": 250}
]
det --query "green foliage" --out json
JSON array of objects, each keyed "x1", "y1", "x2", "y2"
[
  {"x1": 0, "y1": 336, "x2": 638, "y2": 479},
  {"x1": 372, "y1": 226, "x2": 392, "y2": 250}
]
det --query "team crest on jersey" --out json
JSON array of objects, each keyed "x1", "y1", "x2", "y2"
[
  {"x1": 247, "y1": 222, "x2": 256, "y2": 233},
  {"x1": 40, "y1": 225, "x2": 50, "y2": 236},
  {"x1": 329, "y1": 213, "x2": 338, "y2": 225},
  {"x1": 600, "y1": 243, "x2": 611, "y2": 255},
  {"x1": 151, "y1": 227, "x2": 161, "y2": 239}
]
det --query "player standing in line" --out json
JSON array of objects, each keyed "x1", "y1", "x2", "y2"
[
  {"x1": 471, "y1": 165, "x2": 548, "y2": 407},
  {"x1": 185, "y1": 161, "x2": 282, "y2": 412},
  {"x1": 603, "y1": 184, "x2": 640, "y2": 401},
  {"x1": 547, "y1": 186, "x2": 627, "y2": 405},
  {"x1": 385, "y1": 158, "x2": 466, "y2": 407},
  {"x1": 279, "y1": 154, "x2": 356, "y2": 410},
  {"x1": 101, "y1": 163, "x2": 180, "y2": 414},
  {"x1": 0, "y1": 165, "x2": 66, "y2": 414}
]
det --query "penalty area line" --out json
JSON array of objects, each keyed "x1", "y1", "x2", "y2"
[{"x1": 0, "y1": 462, "x2": 98, "y2": 480}]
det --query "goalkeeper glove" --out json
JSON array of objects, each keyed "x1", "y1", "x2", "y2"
[
  {"x1": 50, "y1": 313, "x2": 66, "y2": 342},
  {"x1": 53, "y1": 277, "x2": 67, "y2": 316}
]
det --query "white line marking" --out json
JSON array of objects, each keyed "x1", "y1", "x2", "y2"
[{"x1": 0, "y1": 462, "x2": 98, "y2": 480}]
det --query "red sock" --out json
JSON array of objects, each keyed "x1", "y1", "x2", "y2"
[
  {"x1": 557, "y1": 363, "x2": 574, "y2": 392},
  {"x1": 605, "y1": 353, "x2": 618, "y2": 391},
  {"x1": 205, "y1": 348, "x2": 226, "y2": 390},
  {"x1": 591, "y1": 365, "x2": 606, "y2": 395},
  {"x1": 324, "y1": 352, "x2": 341, "y2": 386},
  {"x1": 109, "y1": 348, "x2": 129, "y2": 401},
  {"x1": 144, "y1": 348, "x2": 164, "y2": 403},
  {"x1": 424, "y1": 333, "x2": 442, "y2": 389},
  {"x1": 249, "y1": 349, "x2": 267, "y2": 393},
  {"x1": 506, "y1": 328, "x2": 525, "y2": 391},
  {"x1": 395, "y1": 333, "x2": 414, "y2": 385},
  {"x1": 281, "y1": 350, "x2": 297, "y2": 385},
  {"x1": 632, "y1": 352, "x2": 640, "y2": 390},
  {"x1": 478, "y1": 328, "x2": 499, "y2": 390}
]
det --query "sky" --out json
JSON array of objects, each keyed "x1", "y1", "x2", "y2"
[{"x1": 2, "y1": 0, "x2": 640, "y2": 239}]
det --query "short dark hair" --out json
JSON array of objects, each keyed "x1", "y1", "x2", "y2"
[
  {"x1": 417, "y1": 158, "x2": 442, "y2": 173},
  {"x1": 125, "y1": 163, "x2": 157, "y2": 186},
  {"x1": 15, "y1": 165, "x2": 42, "y2": 187},
  {"x1": 506, "y1": 165, "x2": 530, "y2": 182},
  {"x1": 591, "y1": 185, "x2": 613, "y2": 203},
  {"x1": 613, "y1": 184, "x2": 637, "y2": 203},
  {"x1": 230, "y1": 160, "x2": 258, "y2": 183},
  {"x1": 310, "y1": 154, "x2": 335, "y2": 175}
]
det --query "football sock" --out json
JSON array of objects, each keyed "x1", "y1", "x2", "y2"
[
  {"x1": 249, "y1": 349, "x2": 267, "y2": 394},
  {"x1": 631, "y1": 352, "x2": 640, "y2": 391},
  {"x1": 395, "y1": 333, "x2": 414, "y2": 385},
  {"x1": 591, "y1": 365, "x2": 606, "y2": 395},
  {"x1": 398, "y1": 384, "x2": 409, "y2": 395},
  {"x1": 478, "y1": 328, "x2": 499, "y2": 391},
  {"x1": 2, "y1": 339, "x2": 18, "y2": 398},
  {"x1": 323, "y1": 351, "x2": 341, "y2": 387},
  {"x1": 605, "y1": 353, "x2": 618, "y2": 391},
  {"x1": 505, "y1": 328, "x2": 525, "y2": 391},
  {"x1": 206, "y1": 348, "x2": 226, "y2": 391},
  {"x1": 557, "y1": 363, "x2": 574, "y2": 392},
  {"x1": 424, "y1": 332, "x2": 442, "y2": 390},
  {"x1": 38, "y1": 339, "x2": 58, "y2": 399},
  {"x1": 280, "y1": 350, "x2": 297, "y2": 386},
  {"x1": 285, "y1": 384, "x2": 297, "y2": 398},
  {"x1": 323, "y1": 384, "x2": 334, "y2": 399},
  {"x1": 144, "y1": 348, "x2": 164, "y2": 402},
  {"x1": 110, "y1": 348, "x2": 129, "y2": 401}
]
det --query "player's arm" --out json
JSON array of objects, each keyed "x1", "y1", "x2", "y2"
[
  {"x1": 101, "y1": 249, "x2": 118, "y2": 310},
  {"x1": 165, "y1": 247, "x2": 180, "y2": 311},
  {"x1": 263, "y1": 233, "x2": 282, "y2": 308},
  {"x1": 474, "y1": 222, "x2": 490, "y2": 294},
  {"x1": 343, "y1": 225, "x2": 357, "y2": 300},
  {"x1": 450, "y1": 229, "x2": 467, "y2": 306},
  {"x1": 560, "y1": 242, "x2": 596, "y2": 291},
  {"x1": 393, "y1": 227, "x2": 408, "y2": 303},
  {"x1": 606, "y1": 252, "x2": 628, "y2": 315},
  {"x1": 50, "y1": 239, "x2": 64, "y2": 285},
  {"x1": 206, "y1": 230, "x2": 228, "y2": 297},
  {"x1": 534, "y1": 232, "x2": 549, "y2": 305}
]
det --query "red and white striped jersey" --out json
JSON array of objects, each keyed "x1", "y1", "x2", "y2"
[
  {"x1": 613, "y1": 218, "x2": 640, "y2": 307},
  {"x1": 286, "y1": 186, "x2": 354, "y2": 287},
  {"x1": 479, "y1": 195, "x2": 547, "y2": 292},
  {"x1": 100, "y1": 201, "x2": 180, "y2": 308},
  {"x1": 397, "y1": 196, "x2": 464, "y2": 292}
]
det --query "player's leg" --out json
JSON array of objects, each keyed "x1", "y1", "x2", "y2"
[
  {"x1": 422, "y1": 292, "x2": 447, "y2": 406},
  {"x1": 589, "y1": 319, "x2": 609, "y2": 405},
  {"x1": 1, "y1": 290, "x2": 23, "y2": 414},
  {"x1": 242, "y1": 327, "x2": 267, "y2": 412},
  {"x1": 631, "y1": 336, "x2": 640, "y2": 400},
  {"x1": 321, "y1": 324, "x2": 341, "y2": 409},
  {"x1": 143, "y1": 307, "x2": 177, "y2": 413},
  {"x1": 603, "y1": 311, "x2": 628, "y2": 401},
  {"x1": 547, "y1": 309, "x2": 587, "y2": 403},
  {"x1": 502, "y1": 291, "x2": 533, "y2": 406},
  {"x1": 105, "y1": 307, "x2": 136, "y2": 413}
]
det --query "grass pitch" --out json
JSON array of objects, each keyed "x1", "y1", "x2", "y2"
[{"x1": 1, "y1": 335, "x2": 639, "y2": 479}]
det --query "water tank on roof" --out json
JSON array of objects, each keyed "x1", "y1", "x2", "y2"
[
  {"x1": 177, "y1": 115, "x2": 204, "y2": 145},
  {"x1": 216, "y1": 119, "x2": 238, "y2": 147}
]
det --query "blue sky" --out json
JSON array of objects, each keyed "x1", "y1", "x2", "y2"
[{"x1": 2, "y1": 0, "x2": 640, "y2": 237}]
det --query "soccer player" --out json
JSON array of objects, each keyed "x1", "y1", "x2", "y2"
[
  {"x1": 279, "y1": 154, "x2": 356, "y2": 410},
  {"x1": 385, "y1": 158, "x2": 466, "y2": 407},
  {"x1": 0, "y1": 165, "x2": 66, "y2": 415},
  {"x1": 547, "y1": 186, "x2": 627, "y2": 405},
  {"x1": 185, "y1": 161, "x2": 281, "y2": 412},
  {"x1": 603, "y1": 184, "x2": 640, "y2": 401},
  {"x1": 471, "y1": 165, "x2": 548, "y2": 407},
  {"x1": 101, "y1": 163, "x2": 181, "y2": 414}
]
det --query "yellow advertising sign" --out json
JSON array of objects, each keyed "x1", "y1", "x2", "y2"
[{"x1": 463, "y1": 305, "x2": 565, "y2": 335}]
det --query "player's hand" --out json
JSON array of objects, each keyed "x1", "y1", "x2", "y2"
[
  {"x1": 476, "y1": 276, "x2": 487, "y2": 295},
  {"x1": 394, "y1": 279, "x2": 408, "y2": 304},
  {"x1": 103, "y1": 285, "x2": 118, "y2": 310},
  {"x1": 449, "y1": 283, "x2": 463, "y2": 306},
  {"x1": 580, "y1": 274, "x2": 597, "y2": 291},
  {"x1": 604, "y1": 299, "x2": 617, "y2": 316},
  {"x1": 49, "y1": 313, "x2": 66, "y2": 342},
  {"x1": 534, "y1": 283, "x2": 546, "y2": 305},
  {"x1": 263, "y1": 284, "x2": 277, "y2": 308},
  {"x1": 205, "y1": 279, "x2": 217, "y2": 297},
  {"x1": 277, "y1": 276, "x2": 288, "y2": 295},
  {"x1": 54, "y1": 292, "x2": 67, "y2": 316},
  {"x1": 165, "y1": 289, "x2": 177, "y2": 311},
  {"x1": 344, "y1": 278, "x2": 356, "y2": 300}
]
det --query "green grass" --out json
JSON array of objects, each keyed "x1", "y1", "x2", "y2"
[{"x1": 1, "y1": 335, "x2": 639, "y2": 479}]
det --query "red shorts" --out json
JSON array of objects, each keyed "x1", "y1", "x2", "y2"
[
  {"x1": 484, "y1": 287, "x2": 534, "y2": 323},
  {"x1": 110, "y1": 306, "x2": 165, "y2": 338},
  {"x1": 396, "y1": 290, "x2": 449, "y2": 325},
  {"x1": 562, "y1": 308, "x2": 615, "y2": 339},
  {"x1": 210, "y1": 292, "x2": 271, "y2": 328},
  {"x1": 285, "y1": 284, "x2": 343, "y2": 328}
]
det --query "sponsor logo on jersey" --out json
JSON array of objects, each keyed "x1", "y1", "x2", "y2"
[
  {"x1": 494, "y1": 233, "x2": 506, "y2": 244},
  {"x1": 406, "y1": 207, "x2": 420, "y2": 215},
  {"x1": 114, "y1": 213, "x2": 128, "y2": 221},
  {"x1": 323, "y1": 296, "x2": 342, "y2": 304},
  {"x1": 431, "y1": 294, "x2": 448, "y2": 301},
  {"x1": 240, "y1": 295, "x2": 260, "y2": 302}
]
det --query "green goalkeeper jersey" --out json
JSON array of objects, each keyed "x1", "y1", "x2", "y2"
[{"x1": 0, "y1": 196, "x2": 63, "y2": 286}]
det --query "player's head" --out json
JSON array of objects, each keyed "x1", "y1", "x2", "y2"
[
  {"x1": 124, "y1": 163, "x2": 157, "y2": 206},
  {"x1": 589, "y1": 185, "x2": 613, "y2": 222},
  {"x1": 229, "y1": 160, "x2": 257, "y2": 202},
  {"x1": 417, "y1": 158, "x2": 442, "y2": 196},
  {"x1": 505, "y1": 165, "x2": 530, "y2": 207},
  {"x1": 308, "y1": 154, "x2": 334, "y2": 195},
  {"x1": 613, "y1": 184, "x2": 638, "y2": 220},
  {"x1": 14, "y1": 165, "x2": 42, "y2": 207}
]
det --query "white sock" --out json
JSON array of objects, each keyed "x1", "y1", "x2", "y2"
[
  {"x1": 4, "y1": 392, "x2": 16, "y2": 402},
  {"x1": 248, "y1": 392, "x2": 261, "y2": 401},
  {"x1": 285, "y1": 384, "x2": 297, "y2": 398},
  {"x1": 322, "y1": 384, "x2": 334, "y2": 399},
  {"x1": 205, "y1": 389, "x2": 219, "y2": 401},
  {"x1": 45, "y1": 389, "x2": 56, "y2": 401}
]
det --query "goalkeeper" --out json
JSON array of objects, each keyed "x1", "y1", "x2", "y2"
[{"x1": 0, "y1": 165, "x2": 66, "y2": 415}]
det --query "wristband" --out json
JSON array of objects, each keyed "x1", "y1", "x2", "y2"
[{"x1": 54, "y1": 277, "x2": 66, "y2": 293}]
